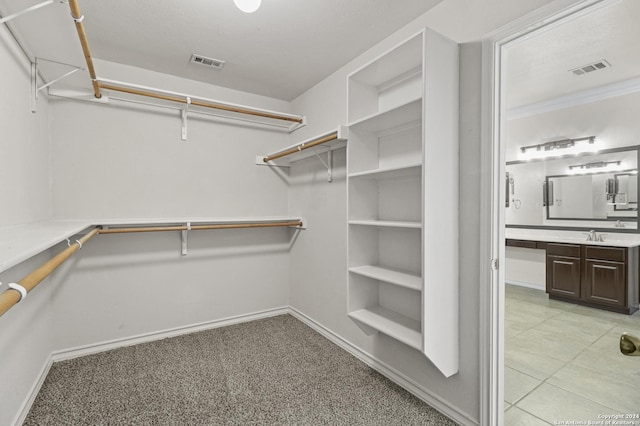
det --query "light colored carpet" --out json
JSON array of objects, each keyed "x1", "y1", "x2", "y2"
[{"x1": 25, "y1": 314, "x2": 457, "y2": 425}]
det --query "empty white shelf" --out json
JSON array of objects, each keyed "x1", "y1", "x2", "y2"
[
  {"x1": 0, "y1": 220, "x2": 93, "y2": 274},
  {"x1": 349, "y1": 265, "x2": 421, "y2": 291},
  {"x1": 348, "y1": 220, "x2": 421, "y2": 229},
  {"x1": 348, "y1": 98, "x2": 422, "y2": 133},
  {"x1": 349, "y1": 163, "x2": 421, "y2": 180},
  {"x1": 349, "y1": 306, "x2": 421, "y2": 350}
]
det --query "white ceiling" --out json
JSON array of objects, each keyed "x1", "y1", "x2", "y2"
[
  {"x1": 0, "y1": 0, "x2": 443, "y2": 101},
  {"x1": 505, "y1": 0, "x2": 640, "y2": 109}
]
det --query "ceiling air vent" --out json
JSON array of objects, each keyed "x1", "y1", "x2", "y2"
[
  {"x1": 570, "y1": 60, "x2": 611, "y2": 76},
  {"x1": 190, "y1": 54, "x2": 225, "y2": 70}
]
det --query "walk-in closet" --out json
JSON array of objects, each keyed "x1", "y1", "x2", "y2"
[{"x1": 3, "y1": 1, "x2": 616, "y2": 425}]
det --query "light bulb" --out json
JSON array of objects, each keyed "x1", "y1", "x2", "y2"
[{"x1": 234, "y1": 0, "x2": 261, "y2": 13}]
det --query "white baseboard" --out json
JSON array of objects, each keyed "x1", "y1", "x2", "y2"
[
  {"x1": 12, "y1": 357, "x2": 53, "y2": 426},
  {"x1": 505, "y1": 280, "x2": 545, "y2": 291},
  {"x1": 51, "y1": 307, "x2": 289, "y2": 362},
  {"x1": 288, "y1": 307, "x2": 478, "y2": 426}
]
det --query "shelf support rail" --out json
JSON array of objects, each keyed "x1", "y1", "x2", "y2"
[
  {"x1": 97, "y1": 78, "x2": 305, "y2": 132},
  {"x1": 0, "y1": 228, "x2": 99, "y2": 319},
  {"x1": 262, "y1": 131, "x2": 339, "y2": 182},
  {"x1": 262, "y1": 131, "x2": 339, "y2": 163},
  {"x1": 98, "y1": 220, "x2": 304, "y2": 235},
  {"x1": 0, "y1": 220, "x2": 304, "y2": 317},
  {"x1": 0, "y1": 0, "x2": 54, "y2": 25},
  {"x1": 98, "y1": 220, "x2": 305, "y2": 255}
]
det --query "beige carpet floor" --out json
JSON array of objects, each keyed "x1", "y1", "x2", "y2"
[{"x1": 25, "y1": 314, "x2": 457, "y2": 425}]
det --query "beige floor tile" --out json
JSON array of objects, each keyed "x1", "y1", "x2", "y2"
[
  {"x1": 506, "y1": 284, "x2": 640, "y2": 421},
  {"x1": 505, "y1": 309, "x2": 547, "y2": 335},
  {"x1": 517, "y1": 383, "x2": 618, "y2": 424},
  {"x1": 533, "y1": 314, "x2": 615, "y2": 343},
  {"x1": 572, "y1": 331, "x2": 640, "y2": 384},
  {"x1": 507, "y1": 299, "x2": 566, "y2": 319},
  {"x1": 508, "y1": 328, "x2": 593, "y2": 362},
  {"x1": 505, "y1": 346, "x2": 566, "y2": 380},
  {"x1": 612, "y1": 322, "x2": 640, "y2": 337},
  {"x1": 504, "y1": 406, "x2": 551, "y2": 426},
  {"x1": 505, "y1": 367, "x2": 541, "y2": 404},
  {"x1": 568, "y1": 303, "x2": 640, "y2": 326},
  {"x1": 547, "y1": 363, "x2": 640, "y2": 414},
  {"x1": 506, "y1": 286, "x2": 576, "y2": 310}
]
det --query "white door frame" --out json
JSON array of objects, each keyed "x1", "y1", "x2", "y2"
[{"x1": 479, "y1": 0, "x2": 617, "y2": 424}]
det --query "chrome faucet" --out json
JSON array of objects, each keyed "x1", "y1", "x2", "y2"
[
  {"x1": 615, "y1": 220, "x2": 625, "y2": 228},
  {"x1": 582, "y1": 230, "x2": 607, "y2": 242}
]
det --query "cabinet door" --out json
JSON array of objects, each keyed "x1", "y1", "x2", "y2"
[
  {"x1": 546, "y1": 255, "x2": 581, "y2": 299},
  {"x1": 583, "y1": 259, "x2": 626, "y2": 307}
]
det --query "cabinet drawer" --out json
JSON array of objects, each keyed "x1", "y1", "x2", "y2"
[
  {"x1": 506, "y1": 239, "x2": 538, "y2": 249},
  {"x1": 585, "y1": 246, "x2": 626, "y2": 262},
  {"x1": 546, "y1": 243, "x2": 581, "y2": 257}
]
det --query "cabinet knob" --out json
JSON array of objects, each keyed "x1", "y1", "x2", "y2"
[{"x1": 620, "y1": 333, "x2": 640, "y2": 356}]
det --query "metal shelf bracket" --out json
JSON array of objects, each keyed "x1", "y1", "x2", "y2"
[
  {"x1": 181, "y1": 97, "x2": 191, "y2": 141},
  {"x1": 181, "y1": 222, "x2": 191, "y2": 256},
  {"x1": 31, "y1": 58, "x2": 84, "y2": 113},
  {"x1": 311, "y1": 148, "x2": 333, "y2": 182}
]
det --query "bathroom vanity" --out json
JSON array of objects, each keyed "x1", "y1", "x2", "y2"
[{"x1": 507, "y1": 232, "x2": 640, "y2": 314}]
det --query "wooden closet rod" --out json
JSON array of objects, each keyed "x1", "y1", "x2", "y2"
[
  {"x1": 0, "y1": 228, "x2": 99, "y2": 318},
  {"x1": 263, "y1": 132, "x2": 338, "y2": 163},
  {"x1": 98, "y1": 221, "x2": 303, "y2": 235},
  {"x1": 66, "y1": 1, "x2": 302, "y2": 124},
  {"x1": 98, "y1": 83, "x2": 303, "y2": 124},
  {"x1": 68, "y1": 0, "x2": 101, "y2": 98}
]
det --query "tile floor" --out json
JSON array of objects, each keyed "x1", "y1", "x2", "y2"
[{"x1": 505, "y1": 284, "x2": 640, "y2": 425}]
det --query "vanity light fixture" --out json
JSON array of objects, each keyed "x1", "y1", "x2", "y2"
[
  {"x1": 233, "y1": 0, "x2": 261, "y2": 13},
  {"x1": 519, "y1": 136, "x2": 598, "y2": 160},
  {"x1": 520, "y1": 136, "x2": 596, "y2": 157},
  {"x1": 568, "y1": 160, "x2": 621, "y2": 171}
]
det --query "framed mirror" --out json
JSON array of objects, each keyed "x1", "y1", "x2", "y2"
[{"x1": 506, "y1": 146, "x2": 639, "y2": 230}]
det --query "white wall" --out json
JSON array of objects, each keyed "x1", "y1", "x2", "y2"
[
  {"x1": 506, "y1": 91, "x2": 640, "y2": 161},
  {"x1": 49, "y1": 228, "x2": 292, "y2": 351},
  {"x1": 50, "y1": 60, "x2": 293, "y2": 220},
  {"x1": 505, "y1": 247, "x2": 546, "y2": 290},
  {"x1": 0, "y1": 23, "x2": 54, "y2": 426},
  {"x1": 46, "y1": 61, "x2": 296, "y2": 346},
  {"x1": 0, "y1": 25, "x2": 50, "y2": 226}
]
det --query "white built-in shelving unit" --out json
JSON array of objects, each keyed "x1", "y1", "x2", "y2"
[{"x1": 346, "y1": 29, "x2": 459, "y2": 377}]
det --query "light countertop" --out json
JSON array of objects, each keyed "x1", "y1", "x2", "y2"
[{"x1": 506, "y1": 228, "x2": 640, "y2": 248}]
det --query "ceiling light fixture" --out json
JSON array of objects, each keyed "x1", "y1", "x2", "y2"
[{"x1": 234, "y1": 0, "x2": 261, "y2": 13}]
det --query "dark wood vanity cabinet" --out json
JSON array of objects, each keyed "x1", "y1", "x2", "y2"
[
  {"x1": 545, "y1": 243, "x2": 639, "y2": 314},
  {"x1": 546, "y1": 243, "x2": 582, "y2": 300},
  {"x1": 583, "y1": 246, "x2": 627, "y2": 308}
]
